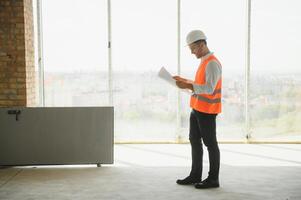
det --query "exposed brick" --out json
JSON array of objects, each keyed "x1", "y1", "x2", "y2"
[
  {"x1": 0, "y1": 0, "x2": 36, "y2": 107},
  {"x1": 3, "y1": 89, "x2": 17, "y2": 95},
  {"x1": 0, "y1": 83, "x2": 8, "y2": 89}
]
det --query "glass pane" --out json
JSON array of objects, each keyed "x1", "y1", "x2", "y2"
[
  {"x1": 250, "y1": 0, "x2": 301, "y2": 141},
  {"x1": 112, "y1": 0, "x2": 177, "y2": 141},
  {"x1": 180, "y1": 0, "x2": 247, "y2": 141},
  {"x1": 42, "y1": 0, "x2": 108, "y2": 106}
]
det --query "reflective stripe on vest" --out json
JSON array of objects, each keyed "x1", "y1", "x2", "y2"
[
  {"x1": 190, "y1": 54, "x2": 222, "y2": 114},
  {"x1": 192, "y1": 88, "x2": 221, "y2": 103}
]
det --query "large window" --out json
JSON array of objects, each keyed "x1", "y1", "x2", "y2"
[
  {"x1": 42, "y1": 0, "x2": 108, "y2": 106},
  {"x1": 37, "y1": 0, "x2": 301, "y2": 142},
  {"x1": 249, "y1": 0, "x2": 301, "y2": 141},
  {"x1": 112, "y1": 0, "x2": 177, "y2": 141}
]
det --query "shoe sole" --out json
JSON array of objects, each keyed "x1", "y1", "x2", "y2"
[{"x1": 195, "y1": 185, "x2": 220, "y2": 189}]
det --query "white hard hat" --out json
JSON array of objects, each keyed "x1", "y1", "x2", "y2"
[{"x1": 186, "y1": 30, "x2": 207, "y2": 45}]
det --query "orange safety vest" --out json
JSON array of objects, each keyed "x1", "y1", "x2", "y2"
[{"x1": 190, "y1": 54, "x2": 222, "y2": 114}]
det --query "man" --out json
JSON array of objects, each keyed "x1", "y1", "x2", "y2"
[{"x1": 174, "y1": 30, "x2": 222, "y2": 189}]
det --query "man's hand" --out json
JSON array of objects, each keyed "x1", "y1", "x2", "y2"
[
  {"x1": 173, "y1": 76, "x2": 187, "y2": 82},
  {"x1": 173, "y1": 76, "x2": 193, "y2": 90},
  {"x1": 173, "y1": 76, "x2": 194, "y2": 90},
  {"x1": 175, "y1": 81, "x2": 189, "y2": 89},
  {"x1": 173, "y1": 76, "x2": 194, "y2": 84}
]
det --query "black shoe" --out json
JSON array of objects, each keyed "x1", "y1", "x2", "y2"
[
  {"x1": 194, "y1": 178, "x2": 219, "y2": 189},
  {"x1": 176, "y1": 176, "x2": 201, "y2": 185}
]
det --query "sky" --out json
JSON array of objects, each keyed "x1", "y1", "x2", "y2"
[{"x1": 34, "y1": 0, "x2": 301, "y2": 74}]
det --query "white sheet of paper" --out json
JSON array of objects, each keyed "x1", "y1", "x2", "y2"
[
  {"x1": 158, "y1": 67, "x2": 177, "y2": 87},
  {"x1": 158, "y1": 67, "x2": 193, "y2": 95}
]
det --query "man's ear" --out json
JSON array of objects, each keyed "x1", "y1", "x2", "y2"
[{"x1": 199, "y1": 42, "x2": 205, "y2": 48}]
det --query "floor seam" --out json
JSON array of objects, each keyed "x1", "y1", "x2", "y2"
[{"x1": 0, "y1": 169, "x2": 23, "y2": 190}]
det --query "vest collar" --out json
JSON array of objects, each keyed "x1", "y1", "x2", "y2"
[{"x1": 201, "y1": 52, "x2": 213, "y2": 63}]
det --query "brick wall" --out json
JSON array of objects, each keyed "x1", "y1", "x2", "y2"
[{"x1": 0, "y1": 0, "x2": 36, "y2": 107}]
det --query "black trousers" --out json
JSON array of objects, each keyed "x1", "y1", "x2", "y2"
[{"x1": 189, "y1": 109, "x2": 220, "y2": 180}]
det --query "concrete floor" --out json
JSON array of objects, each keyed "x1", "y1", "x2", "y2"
[{"x1": 0, "y1": 144, "x2": 301, "y2": 200}]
